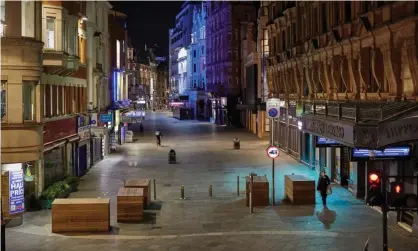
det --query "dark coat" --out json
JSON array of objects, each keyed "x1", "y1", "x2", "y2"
[{"x1": 317, "y1": 175, "x2": 331, "y2": 194}]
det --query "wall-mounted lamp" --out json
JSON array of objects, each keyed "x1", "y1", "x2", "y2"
[
  {"x1": 81, "y1": 16, "x2": 88, "y2": 21},
  {"x1": 94, "y1": 31, "x2": 102, "y2": 37},
  {"x1": 297, "y1": 120, "x2": 303, "y2": 131}
]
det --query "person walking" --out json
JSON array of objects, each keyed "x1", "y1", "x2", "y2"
[
  {"x1": 317, "y1": 170, "x2": 331, "y2": 207},
  {"x1": 155, "y1": 129, "x2": 162, "y2": 146}
]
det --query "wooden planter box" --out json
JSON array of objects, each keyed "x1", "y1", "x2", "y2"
[
  {"x1": 245, "y1": 176, "x2": 269, "y2": 207},
  {"x1": 117, "y1": 187, "x2": 144, "y2": 223},
  {"x1": 285, "y1": 175, "x2": 316, "y2": 205},
  {"x1": 52, "y1": 198, "x2": 110, "y2": 233},
  {"x1": 124, "y1": 179, "x2": 151, "y2": 208}
]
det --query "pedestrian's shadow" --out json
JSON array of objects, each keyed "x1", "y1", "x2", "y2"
[{"x1": 316, "y1": 207, "x2": 337, "y2": 229}]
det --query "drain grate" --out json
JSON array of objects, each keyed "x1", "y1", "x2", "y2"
[{"x1": 163, "y1": 184, "x2": 171, "y2": 187}]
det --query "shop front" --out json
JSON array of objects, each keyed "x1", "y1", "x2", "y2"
[
  {"x1": 90, "y1": 113, "x2": 107, "y2": 164},
  {"x1": 97, "y1": 112, "x2": 113, "y2": 156},
  {"x1": 76, "y1": 115, "x2": 91, "y2": 177},
  {"x1": 43, "y1": 117, "x2": 78, "y2": 187},
  {"x1": 301, "y1": 102, "x2": 418, "y2": 235}
]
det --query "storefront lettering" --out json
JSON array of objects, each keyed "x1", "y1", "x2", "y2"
[
  {"x1": 377, "y1": 115, "x2": 418, "y2": 147},
  {"x1": 308, "y1": 120, "x2": 345, "y2": 139},
  {"x1": 385, "y1": 124, "x2": 418, "y2": 139}
]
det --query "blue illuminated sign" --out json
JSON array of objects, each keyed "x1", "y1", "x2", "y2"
[
  {"x1": 99, "y1": 114, "x2": 113, "y2": 123},
  {"x1": 352, "y1": 147, "x2": 411, "y2": 160},
  {"x1": 317, "y1": 137, "x2": 338, "y2": 145},
  {"x1": 315, "y1": 137, "x2": 342, "y2": 147}
]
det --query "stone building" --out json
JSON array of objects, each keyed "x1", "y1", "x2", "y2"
[
  {"x1": 169, "y1": 1, "x2": 200, "y2": 102},
  {"x1": 1, "y1": 0, "x2": 45, "y2": 215},
  {"x1": 186, "y1": 2, "x2": 207, "y2": 120},
  {"x1": 1, "y1": 0, "x2": 111, "y2": 224},
  {"x1": 263, "y1": 1, "x2": 418, "y2": 233},
  {"x1": 206, "y1": 1, "x2": 256, "y2": 125},
  {"x1": 237, "y1": 20, "x2": 269, "y2": 138},
  {"x1": 155, "y1": 62, "x2": 169, "y2": 110}
]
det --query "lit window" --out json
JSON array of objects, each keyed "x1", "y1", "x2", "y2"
[
  {"x1": 116, "y1": 40, "x2": 120, "y2": 69},
  {"x1": 46, "y1": 17, "x2": 55, "y2": 49},
  {"x1": 22, "y1": 82, "x2": 35, "y2": 121}
]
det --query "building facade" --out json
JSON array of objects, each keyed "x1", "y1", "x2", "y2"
[
  {"x1": 186, "y1": 3, "x2": 207, "y2": 120},
  {"x1": 155, "y1": 62, "x2": 169, "y2": 110},
  {"x1": 237, "y1": 21, "x2": 269, "y2": 138},
  {"x1": 108, "y1": 9, "x2": 130, "y2": 147},
  {"x1": 87, "y1": 1, "x2": 112, "y2": 165},
  {"x1": 169, "y1": 1, "x2": 200, "y2": 103},
  {"x1": 206, "y1": 1, "x2": 257, "y2": 125},
  {"x1": 263, "y1": 1, "x2": 418, "y2": 234},
  {"x1": 1, "y1": 0, "x2": 44, "y2": 220}
]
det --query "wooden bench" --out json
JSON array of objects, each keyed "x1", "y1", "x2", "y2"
[
  {"x1": 124, "y1": 179, "x2": 151, "y2": 208},
  {"x1": 285, "y1": 175, "x2": 316, "y2": 205},
  {"x1": 117, "y1": 187, "x2": 144, "y2": 222},
  {"x1": 245, "y1": 176, "x2": 269, "y2": 207},
  {"x1": 52, "y1": 198, "x2": 110, "y2": 233}
]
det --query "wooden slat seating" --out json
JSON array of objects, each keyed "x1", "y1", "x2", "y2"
[
  {"x1": 124, "y1": 179, "x2": 151, "y2": 208},
  {"x1": 285, "y1": 175, "x2": 316, "y2": 205},
  {"x1": 52, "y1": 198, "x2": 110, "y2": 233},
  {"x1": 117, "y1": 187, "x2": 144, "y2": 223},
  {"x1": 245, "y1": 176, "x2": 269, "y2": 207}
]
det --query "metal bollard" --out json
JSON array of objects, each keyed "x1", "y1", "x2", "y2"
[
  {"x1": 209, "y1": 185, "x2": 212, "y2": 198},
  {"x1": 153, "y1": 179, "x2": 156, "y2": 200},
  {"x1": 236, "y1": 176, "x2": 240, "y2": 196},
  {"x1": 250, "y1": 174, "x2": 254, "y2": 214},
  {"x1": 180, "y1": 185, "x2": 185, "y2": 200}
]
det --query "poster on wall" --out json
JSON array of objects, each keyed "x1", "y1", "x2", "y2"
[{"x1": 9, "y1": 170, "x2": 25, "y2": 214}]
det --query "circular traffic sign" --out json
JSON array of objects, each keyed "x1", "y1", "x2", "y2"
[
  {"x1": 266, "y1": 145, "x2": 280, "y2": 159},
  {"x1": 268, "y1": 108, "x2": 278, "y2": 118}
]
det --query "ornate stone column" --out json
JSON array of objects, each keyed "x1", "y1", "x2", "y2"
[
  {"x1": 380, "y1": 42, "x2": 402, "y2": 99},
  {"x1": 328, "y1": 57, "x2": 337, "y2": 100},
  {"x1": 304, "y1": 59, "x2": 314, "y2": 100},
  {"x1": 404, "y1": 38, "x2": 418, "y2": 96}
]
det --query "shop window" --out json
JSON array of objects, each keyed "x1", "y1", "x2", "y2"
[
  {"x1": 22, "y1": 81, "x2": 35, "y2": 121},
  {"x1": 44, "y1": 147, "x2": 66, "y2": 187},
  {"x1": 46, "y1": 17, "x2": 55, "y2": 49}
]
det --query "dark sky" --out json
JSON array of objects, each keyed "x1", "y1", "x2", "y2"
[{"x1": 110, "y1": 1, "x2": 184, "y2": 56}]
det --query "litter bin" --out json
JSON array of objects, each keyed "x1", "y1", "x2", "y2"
[
  {"x1": 169, "y1": 149, "x2": 176, "y2": 164},
  {"x1": 233, "y1": 138, "x2": 240, "y2": 149}
]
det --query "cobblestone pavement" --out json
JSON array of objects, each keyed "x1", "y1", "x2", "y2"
[{"x1": 5, "y1": 111, "x2": 418, "y2": 251}]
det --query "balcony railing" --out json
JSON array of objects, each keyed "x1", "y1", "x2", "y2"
[{"x1": 303, "y1": 101, "x2": 418, "y2": 124}]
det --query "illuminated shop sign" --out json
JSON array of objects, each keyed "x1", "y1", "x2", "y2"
[
  {"x1": 351, "y1": 147, "x2": 411, "y2": 161},
  {"x1": 315, "y1": 137, "x2": 343, "y2": 147}
]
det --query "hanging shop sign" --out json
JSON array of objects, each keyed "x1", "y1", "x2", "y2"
[
  {"x1": 9, "y1": 170, "x2": 25, "y2": 214},
  {"x1": 99, "y1": 113, "x2": 113, "y2": 123}
]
